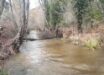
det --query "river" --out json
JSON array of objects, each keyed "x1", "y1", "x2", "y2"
[{"x1": 4, "y1": 39, "x2": 104, "y2": 75}]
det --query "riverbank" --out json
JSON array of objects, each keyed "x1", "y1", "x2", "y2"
[{"x1": 62, "y1": 25, "x2": 104, "y2": 50}]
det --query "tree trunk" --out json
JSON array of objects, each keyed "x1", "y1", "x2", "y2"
[
  {"x1": 19, "y1": 0, "x2": 29, "y2": 44},
  {"x1": 77, "y1": 14, "x2": 83, "y2": 33},
  {"x1": 4, "y1": 0, "x2": 30, "y2": 52}
]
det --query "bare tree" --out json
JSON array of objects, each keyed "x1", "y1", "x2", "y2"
[
  {"x1": 19, "y1": 0, "x2": 29, "y2": 45},
  {"x1": 12, "y1": 0, "x2": 30, "y2": 50}
]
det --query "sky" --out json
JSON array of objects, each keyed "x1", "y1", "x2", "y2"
[{"x1": 30, "y1": 0, "x2": 40, "y2": 9}]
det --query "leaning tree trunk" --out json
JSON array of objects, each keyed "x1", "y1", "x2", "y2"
[
  {"x1": 13, "y1": 0, "x2": 29, "y2": 50},
  {"x1": 0, "y1": 0, "x2": 29, "y2": 60},
  {"x1": 2, "y1": 0, "x2": 29, "y2": 52},
  {"x1": 20, "y1": 0, "x2": 29, "y2": 43}
]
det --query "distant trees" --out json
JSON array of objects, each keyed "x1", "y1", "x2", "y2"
[
  {"x1": 42, "y1": 0, "x2": 99, "y2": 33},
  {"x1": 41, "y1": 0, "x2": 104, "y2": 34},
  {"x1": 99, "y1": 0, "x2": 104, "y2": 15},
  {"x1": 73, "y1": 0, "x2": 90, "y2": 33},
  {"x1": 99, "y1": 0, "x2": 104, "y2": 7},
  {"x1": 73, "y1": 0, "x2": 104, "y2": 32},
  {"x1": 41, "y1": 0, "x2": 67, "y2": 30},
  {"x1": 41, "y1": 0, "x2": 68, "y2": 37}
]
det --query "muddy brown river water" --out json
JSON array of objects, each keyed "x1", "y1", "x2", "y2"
[{"x1": 4, "y1": 39, "x2": 104, "y2": 75}]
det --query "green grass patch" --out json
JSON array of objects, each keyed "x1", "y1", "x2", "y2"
[{"x1": 85, "y1": 38, "x2": 99, "y2": 50}]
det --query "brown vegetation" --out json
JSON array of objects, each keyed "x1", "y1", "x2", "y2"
[{"x1": 0, "y1": 20, "x2": 18, "y2": 60}]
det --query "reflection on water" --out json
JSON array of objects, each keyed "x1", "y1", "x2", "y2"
[{"x1": 4, "y1": 39, "x2": 104, "y2": 75}]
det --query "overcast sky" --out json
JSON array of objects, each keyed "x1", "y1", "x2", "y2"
[{"x1": 30, "y1": 0, "x2": 40, "y2": 9}]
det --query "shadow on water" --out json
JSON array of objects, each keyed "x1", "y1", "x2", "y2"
[{"x1": 4, "y1": 39, "x2": 104, "y2": 75}]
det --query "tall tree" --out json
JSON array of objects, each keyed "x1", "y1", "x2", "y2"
[
  {"x1": 13, "y1": 0, "x2": 29, "y2": 50},
  {"x1": 19, "y1": 0, "x2": 29, "y2": 44}
]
